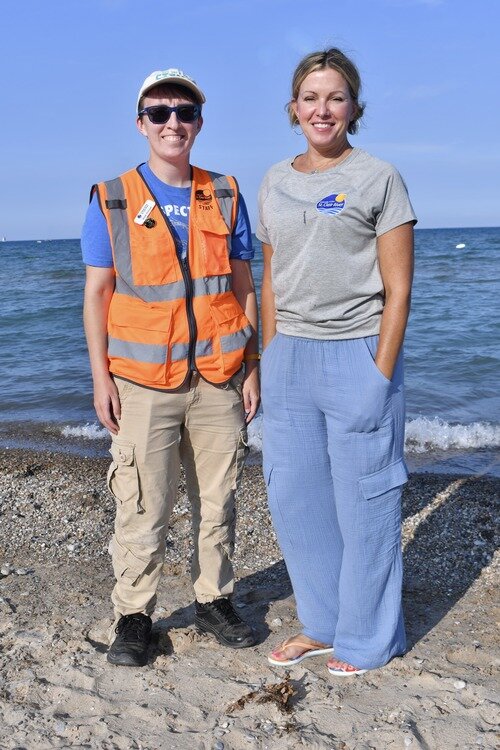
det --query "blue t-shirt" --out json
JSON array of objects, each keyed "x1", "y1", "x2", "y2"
[{"x1": 81, "y1": 163, "x2": 254, "y2": 266}]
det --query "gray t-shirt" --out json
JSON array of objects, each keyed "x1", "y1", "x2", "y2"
[{"x1": 257, "y1": 148, "x2": 417, "y2": 339}]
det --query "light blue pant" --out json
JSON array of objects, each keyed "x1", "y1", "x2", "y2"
[{"x1": 261, "y1": 334, "x2": 407, "y2": 669}]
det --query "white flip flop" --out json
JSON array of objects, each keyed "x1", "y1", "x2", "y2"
[
  {"x1": 268, "y1": 638, "x2": 334, "y2": 667},
  {"x1": 327, "y1": 661, "x2": 368, "y2": 677}
]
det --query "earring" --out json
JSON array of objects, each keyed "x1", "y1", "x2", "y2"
[{"x1": 292, "y1": 124, "x2": 303, "y2": 136}]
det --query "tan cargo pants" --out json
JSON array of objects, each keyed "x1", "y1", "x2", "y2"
[{"x1": 107, "y1": 372, "x2": 248, "y2": 623}]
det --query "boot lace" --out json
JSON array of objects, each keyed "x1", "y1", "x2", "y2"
[
  {"x1": 115, "y1": 614, "x2": 150, "y2": 639},
  {"x1": 210, "y1": 598, "x2": 243, "y2": 625}
]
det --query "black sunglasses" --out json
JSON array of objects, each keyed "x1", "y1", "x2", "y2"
[{"x1": 138, "y1": 104, "x2": 201, "y2": 125}]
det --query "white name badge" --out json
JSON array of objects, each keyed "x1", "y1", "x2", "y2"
[{"x1": 134, "y1": 200, "x2": 155, "y2": 225}]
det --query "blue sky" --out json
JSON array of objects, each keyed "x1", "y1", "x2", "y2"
[{"x1": 1, "y1": 0, "x2": 499, "y2": 239}]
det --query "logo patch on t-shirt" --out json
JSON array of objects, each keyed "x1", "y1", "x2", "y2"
[{"x1": 316, "y1": 193, "x2": 346, "y2": 216}]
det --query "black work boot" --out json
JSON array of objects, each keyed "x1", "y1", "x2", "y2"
[
  {"x1": 194, "y1": 598, "x2": 256, "y2": 648},
  {"x1": 107, "y1": 613, "x2": 152, "y2": 666}
]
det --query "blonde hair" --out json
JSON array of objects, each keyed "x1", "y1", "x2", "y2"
[{"x1": 287, "y1": 48, "x2": 365, "y2": 134}]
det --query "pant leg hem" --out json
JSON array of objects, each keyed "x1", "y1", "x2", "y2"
[{"x1": 194, "y1": 591, "x2": 235, "y2": 604}]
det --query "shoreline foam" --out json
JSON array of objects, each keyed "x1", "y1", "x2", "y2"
[{"x1": 1, "y1": 414, "x2": 499, "y2": 477}]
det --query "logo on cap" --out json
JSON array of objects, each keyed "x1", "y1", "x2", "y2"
[{"x1": 156, "y1": 68, "x2": 184, "y2": 81}]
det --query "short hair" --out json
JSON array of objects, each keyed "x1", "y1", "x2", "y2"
[
  {"x1": 138, "y1": 83, "x2": 199, "y2": 114},
  {"x1": 287, "y1": 48, "x2": 365, "y2": 134}
]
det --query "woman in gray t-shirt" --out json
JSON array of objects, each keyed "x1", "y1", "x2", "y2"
[{"x1": 257, "y1": 48, "x2": 416, "y2": 676}]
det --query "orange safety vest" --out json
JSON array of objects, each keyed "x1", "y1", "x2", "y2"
[{"x1": 93, "y1": 166, "x2": 252, "y2": 390}]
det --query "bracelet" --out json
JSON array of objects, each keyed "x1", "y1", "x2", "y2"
[{"x1": 244, "y1": 353, "x2": 261, "y2": 362}]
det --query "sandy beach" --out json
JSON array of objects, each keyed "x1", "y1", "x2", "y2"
[{"x1": 0, "y1": 447, "x2": 498, "y2": 749}]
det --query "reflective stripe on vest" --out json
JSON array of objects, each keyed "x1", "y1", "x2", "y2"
[
  {"x1": 207, "y1": 170, "x2": 237, "y2": 230},
  {"x1": 108, "y1": 336, "x2": 214, "y2": 364},
  {"x1": 114, "y1": 272, "x2": 232, "y2": 303},
  {"x1": 108, "y1": 326, "x2": 252, "y2": 366},
  {"x1": 221, "y1": 325, "x2": 253, "y2": 354}
]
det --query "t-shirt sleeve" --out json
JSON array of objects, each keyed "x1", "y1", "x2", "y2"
[
  {"x1": 374, "y1": 167, "x2": 418, "y2": 237},
  {"x1": 81, "y1": 190, "x2": 114, "y2": 267},
  {"x1": 255, "y1": 173, "x2": 270, "y2": 245},
  {"x1": 229, "y1": 193, "x2": 254, "y2": 260}
]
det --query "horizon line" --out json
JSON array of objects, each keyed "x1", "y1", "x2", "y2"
[{"x1": 2, "y1": 225, "x2": 500, "y2": 243}]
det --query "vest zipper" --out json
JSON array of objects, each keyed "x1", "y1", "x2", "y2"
[{"x1": 179, "y1": 255, "x2": 197, "y2": 371}]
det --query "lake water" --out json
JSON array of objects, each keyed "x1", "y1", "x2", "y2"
[{"x1": 0, "y1": 227, "x2": 498, "y2": 476}]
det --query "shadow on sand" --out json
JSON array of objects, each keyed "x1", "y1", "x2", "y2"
[{"x1": 154, "y1": 473, "x2": 498, "y2": 656}]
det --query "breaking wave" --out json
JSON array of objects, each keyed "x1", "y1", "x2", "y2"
[
  {"x1": 404, "y1": 417, "x2": 500, "y2": 453},
  {"x1": 61, "y1": 416, "x2": 500, "y2": 457},
  {"x1": 61, "y1": 423, "x2": 108, "y2": 440}
]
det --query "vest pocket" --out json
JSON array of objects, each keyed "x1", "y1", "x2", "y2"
[
  {"x1": 129, "y1": 229, "x2": 178, "y2": 286},
  {"x1": 108, "y1": 297, "x2": 173, "y2": 384},
  {"x1": 209, "y1": 293, "x2": 251, "y2": 374},
  {"x1": 199, "y1": 228, "x2": 232, "y2": 275}
]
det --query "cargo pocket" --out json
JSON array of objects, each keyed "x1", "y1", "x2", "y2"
[
  {"x1": 107, "y1": 440, "x2": 142, "y2": 512},
  {"x1": 209, "y1": 293, "x2": 252, "y2": 374},
  {"x1": 109, "y1": 536, "x2": 155, "y2": 586},
  {"x1": 358, "y1": 458, "x2": 408, "y2": 501},
  {"x1": 218, "y1": 524, "x2": 236, "y2": 563}
]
